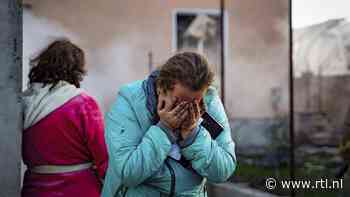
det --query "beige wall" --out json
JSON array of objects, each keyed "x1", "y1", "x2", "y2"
[{"x1": 24, "y1": 0, "x2": 289, "y2": 119}]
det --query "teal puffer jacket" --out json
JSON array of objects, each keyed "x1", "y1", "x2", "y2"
[{"x1": 102, "y1": 80, "x2": 237, "y2": 197}]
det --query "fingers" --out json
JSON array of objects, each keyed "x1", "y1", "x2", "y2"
[
  {"x1": 199, "y1": 99, "x2": 206, "y2": 115},
  {"x1": 174, "y1": 103, "x2": 188, "y2": 119},
  {"x1": 178, "y1": 103, "x2": 194, "y2": 130},
  {"x1": 158, "y1": 97, "x2": 202, "y2": 131},
  {"x1": 164, "y1": 96, "x2": 177, "y2": 111},
  {"x1": 193, "y1": 101, "x2": 201, "y2": 119},
  {"x1": 171, "y1": 101, "x2": 186, "y2": 114},
  {"x1": 184, "y1": 102, "x2": 200, "y2": 128},
  {"x1": 178, "y1": 108, "x2": 189, "y2": 123},
  {"x1": 189, "y1": 103, "x2": 196, "y2": 121}
]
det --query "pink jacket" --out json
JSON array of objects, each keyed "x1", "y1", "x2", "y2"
[{"x1": 22, "y1": 92, "x2": 108, "y2": 197}]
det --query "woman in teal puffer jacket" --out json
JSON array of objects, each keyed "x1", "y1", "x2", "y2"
[{"x1": 102, "y1": 52, "x2": 237, "y2": 197}]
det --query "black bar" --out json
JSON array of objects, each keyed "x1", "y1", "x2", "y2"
[
  {"x1": 289, "y1": 0, "x2": 296, "y2": 196},
  {"x1": 220, "y1": 0, "x2": 225, "y2": 107}
]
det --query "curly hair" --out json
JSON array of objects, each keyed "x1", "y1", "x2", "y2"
[
  {"x1": 156, "y1": 52, "x2": 214, "y2": 92},
  {"x1": 28, "y1": 39, "x2": 86, "y2": 89}
]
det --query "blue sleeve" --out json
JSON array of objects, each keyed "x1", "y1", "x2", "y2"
[
  {"x1": 180, "y1": 90, "x2": 237, "y2": 183},
  {"x1": 105, "y1": 90, "x2": 172, "y2": 187}
]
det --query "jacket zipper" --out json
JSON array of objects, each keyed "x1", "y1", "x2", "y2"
[{"x1": 165, "y1": 159, "x2": 175, "y2": 197}]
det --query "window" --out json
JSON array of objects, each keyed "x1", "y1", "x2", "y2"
[{"x1": 172, "y1": 9, "x2": 228, "y2": 91}]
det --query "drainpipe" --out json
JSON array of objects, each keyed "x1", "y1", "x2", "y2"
[{"x1": 220, "y1": 0, "x2": 225, "y2": 107}]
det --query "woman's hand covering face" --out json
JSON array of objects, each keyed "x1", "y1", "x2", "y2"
[
  {"x1": 157, "y1": 93, "x2": 189, "y2": 130},
  {"x1": 179, "y1": 100, "x2": 202, "y2": 139}
]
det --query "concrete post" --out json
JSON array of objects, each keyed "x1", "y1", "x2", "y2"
[{"x1": 0, "y1": 0, "x2": 22, "y2": 196}]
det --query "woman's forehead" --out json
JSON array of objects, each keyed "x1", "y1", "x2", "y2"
[
  {"x1": 172, "y1": 84, "x2": 204, "y2": 101},
  {"x1": 176, "y1": 95, "x2": 202, "y2": 102}
]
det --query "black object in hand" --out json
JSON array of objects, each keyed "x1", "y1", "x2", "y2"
[{"x1": 200, "y1": 112, "x2": 224, "y2": 139}]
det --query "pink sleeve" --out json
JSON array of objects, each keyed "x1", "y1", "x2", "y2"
[{"x1": 81, "y1": 94, "x2": 108, "y2": 179}]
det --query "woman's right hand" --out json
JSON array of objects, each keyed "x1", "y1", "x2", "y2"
[{"x1": 157, "y1": 93, "x2": 189, "y2": 130}]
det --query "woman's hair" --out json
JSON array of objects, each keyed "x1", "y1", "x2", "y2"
[
  {"x1": 156, "y1": 52, "x2": 214, "y2": 92},
  {"x1": 28, "y1": 39, "x2": 86, "y2": 89}
]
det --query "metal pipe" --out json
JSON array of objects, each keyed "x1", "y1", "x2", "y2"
[
  {"x1": 220, "y1": 0, "x2": 225, "y2": 107},
  {"x1": 289, "y1": 0, "x2": 296, "y2": 196},
  {"x1": 148, "y1": 51, "x2": 153, "y2": 74}
]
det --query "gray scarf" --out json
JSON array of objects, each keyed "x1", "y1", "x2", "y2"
[{"x1": 142, "y1": 70, "x2": 160, "y2": 124}]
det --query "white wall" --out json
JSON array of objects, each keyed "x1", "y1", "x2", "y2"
[{"x1": 23, "y1": 0, "x2": 290, "y2": 118}]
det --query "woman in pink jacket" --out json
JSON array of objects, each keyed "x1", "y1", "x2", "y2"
[{"x1": 21, "y1": 39, "x2": 108, "y2": 197}]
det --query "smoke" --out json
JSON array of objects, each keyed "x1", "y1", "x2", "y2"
[
  {"x1": 23, "y1": 0, "x2": 290, "y2": 118},
  {"x1": 23, "y1": 9, "x2": 80, "y2": 91},
  {"x1": 82, "y1": 40, "x2": 137, "y2": 111},
  {"x1": 23, "y1": 3, "x2": 144, "y2": 112},
  {"x1": 223, "y1": 0, "x2": 290, "y2": 118}
]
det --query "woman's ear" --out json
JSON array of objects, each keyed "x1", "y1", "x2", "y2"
[
  {"x1": 156, "y1": 87, "x2": 162, "y2": 96},
  {"x1": 157, "y1": 86, "x2": 166, "y2": 96}
]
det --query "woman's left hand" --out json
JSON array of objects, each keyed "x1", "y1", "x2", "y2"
[{"x1": 180, "y1": 101, "x2": 201, "y2": 139}]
